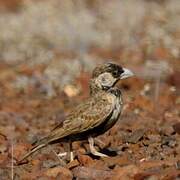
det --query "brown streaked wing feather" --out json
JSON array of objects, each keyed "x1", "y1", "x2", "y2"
[{"x1": 42, "y1": 92, "x2": 112, "y2": 144}]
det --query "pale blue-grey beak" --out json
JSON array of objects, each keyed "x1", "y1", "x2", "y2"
[{"x1": 120, "y1": 68, "x2": 134, "y2": 79}]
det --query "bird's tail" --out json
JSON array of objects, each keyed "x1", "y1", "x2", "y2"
[
  {"x1": 17, "y1": 143, "x2": 47, "y2": 165},
  {"x1": 17, "y1": 127, "x2": 66, "y2": 165},
  {"x1": 17, "y1": 133, "x2": 61, "y2": 165}
]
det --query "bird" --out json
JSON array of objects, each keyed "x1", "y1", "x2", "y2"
[{"x1": 17, "y1": 62, "x2": 134, "y2": 164}]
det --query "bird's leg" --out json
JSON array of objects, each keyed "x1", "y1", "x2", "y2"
[
  {"x1": 58, "y1": 141, "x2": 74, "y2": 162},
  {"x1": 88, "y1": 136, "x2": 108, "y2": 157},
  {"x1": 69, "y1": 141, "x2": 74, "y2": 162},
  {"x1": 58, "y1": 152, "x2": 67, "y2": 157}
]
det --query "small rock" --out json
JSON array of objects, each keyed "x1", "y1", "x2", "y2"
[
  {"x1": 112, "y1": 165, "x2": 139, "y2": 179},
  {"x1": 161, "y1": 136, "x2": 176, "y2": 147},
  {"x1": 134, "y1": 173, "x2": 158, "y2": 180},
  {"x1": 103, "y1": 156, "x2": 130, "y2": 168},
  {"x1": 45, "y1": 167, "x2": 72, "y2": 179},
  {"x1": 134, "y1": 173, "x2": 159, "y2": 180},
  {"x1": 0, "y1": 168, "x2": 11, "y2": 180},
  {"x1": 63, "y1": 84, "x2": 80, "y2": 97},
  {"x1": 0, "y1": 154, "x2": 8, "y2": 164},
  {"x1": 0, "y1": 144, "x2": 7, "y2": 153},
  {"x1": 173, "y1": 122, "x2": 180, "y2": 135},
  {"x1": 42, "y1": 160, "x2": 59, "y2": 168},
  {"x1": 78, "y1": 154, "x2": 93, "y2": 166},
  {"x1": 147, "y1": 134, "x2": 161, "y2": 143},
  {"x1": 13, "y1": 143, "x2": 31, "y2": 160},
  {"x1": 73, "y1": 166, "x2": 113, "y2": 179},
  {"x1": 146, "y1": 175, "x2": 159, "y2": 180},
  {"x1": 167, "y1": 70, "x2": 180, "y2": 89},
  {"x1": 125, "y1": 129, "x2": 145, "y2": 144},
  {"x1": 175, "y1": 160, "x2": 180, "y2": 170},
  {"x1": 66, "y1": 159, "x2": 79, "y2": 169}
]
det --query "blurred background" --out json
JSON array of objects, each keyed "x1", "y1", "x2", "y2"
[
  {"x1": 0, "y1": 0, "x2": 179, "y2": 96},
  {"x1": 0, "y1": 0, "x2": 179, "y2": 179}
]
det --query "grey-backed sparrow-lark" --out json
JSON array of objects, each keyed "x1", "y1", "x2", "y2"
[{"x1": 18, "y1": 62, "x2": 134, "y2": 164}]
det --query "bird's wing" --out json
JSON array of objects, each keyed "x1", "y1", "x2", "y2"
[
  {"x1": 40, "y1": 93, "x2": 113, "y2": 144},
  {"x1": 64, "y1": 94, "x2": 113, "y2": 133}
]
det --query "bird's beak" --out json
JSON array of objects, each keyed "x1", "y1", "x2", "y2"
[{"x1": 120, "y1": 68, "x2": 134, "y2": 79}]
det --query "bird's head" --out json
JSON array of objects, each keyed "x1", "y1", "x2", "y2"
[{"x1": 90, "y1": 62, "x2": 134, "y2": 95}]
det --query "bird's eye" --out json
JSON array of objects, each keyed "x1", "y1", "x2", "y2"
[{"x1": 112, "y1": 71, "x2": 118, "y2": 77}]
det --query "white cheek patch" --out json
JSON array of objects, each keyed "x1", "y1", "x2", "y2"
[{"x1": 97, "y1": 72, "x2": 116, "y2": 87}]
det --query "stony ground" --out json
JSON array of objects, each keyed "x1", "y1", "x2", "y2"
[{"x1": 0, "y1": 0, "x2": 179, "y2": 179}]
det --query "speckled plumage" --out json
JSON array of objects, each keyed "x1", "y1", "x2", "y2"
[
  {"x1": 37, "y1": 90, "x2": 114, "y2": 144},
  {"x1": 18, "y1": 62, "x2": 133, "y2": 164}
]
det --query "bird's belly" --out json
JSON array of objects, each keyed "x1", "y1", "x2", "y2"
[
  {"x1": 103, "y1": 98, "x2": 122, "y2": 132},
  {"x1": 111, "y1": 101, "x2": 122, "y2": 120},
  {"x1": 90, "y1": 97, "x2": 123, "y2": 137}
]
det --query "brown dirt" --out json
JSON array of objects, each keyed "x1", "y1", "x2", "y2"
[{"x1": 0, "y1": 0, "x2": 179, "y2": 179}]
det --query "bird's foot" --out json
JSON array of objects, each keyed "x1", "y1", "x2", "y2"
[
  {"x1": 88, "y1": 137, "x2": 108, "y2": 157},
  {"x1": 58, "y1": 152, "x2": 67, "y2": 157},
  {"x1": 58, "y1": 151, "x2": 74, "y2": 162},
  {"x1": 90, "y1": 148, "x2": 108, "y2": 157}
]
